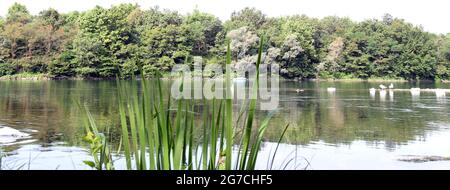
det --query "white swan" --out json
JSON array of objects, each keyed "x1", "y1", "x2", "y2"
[
  {"x1": 379, "y1": 84, "x2": 387, "y2": 90},
  {"x1": 388, "y1": 83, "x2": 394, "y2": 89},
  {"x1": 327, "y1": 87, "x2": 336, "y2": 92},
  {"x1": 410, "y1": 88, "x2": 421, "y2": 97}
]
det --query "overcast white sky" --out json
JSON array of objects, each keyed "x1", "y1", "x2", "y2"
[{"x1": 0, "y1": 0, "x2": 448, "y2": 34}]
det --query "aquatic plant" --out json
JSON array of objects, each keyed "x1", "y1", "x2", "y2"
[
  {"x1": 77, "y1": 102, "x2": 114, "y2": 170},
  {"x1": 0, "y1": 148, "x2": 4, "y2": 170},
  {"x1": 79, "y1": 37, "x2": 283, "y2": 170}
]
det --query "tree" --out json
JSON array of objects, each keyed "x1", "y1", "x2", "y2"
[
  {"x1": 0, "y1": 17, "x2": 4, "y2": 28},
  {"x1": 274, "y1": 16, "x2": 320, "y2": 78},
  {"x1": 278, "y1": 34, "x2": 317, "y2": 78},
  {"x1": 74, "y1": 4, "x2": 138, "y2": 77},
  {"x1": 226, "y1": 27, "x2": 259, "y2": 60},
  {"x1": 0, "y1": 4, "x2": 447, "y2": 80},
  {"x1": 2, "y1": 22, "x2": 26, "y2": 59},
  {"x1": 382, "y1": 13, "x2": 394, "y2": 25},
  {"x1": 317, "y1": 37, "x2": 345, "y2": 78},
  {"x1": 72, "y1": 34, "x2": 109, "y2": 77},
  {"x1": 142, "y1": 24, "x2": 190, "y2": 69},
  {"x1": 48, "y1": 50, "x2": 77, "y2": 77},
  {"x1": 127, "y1": 6, "x2": 183, "y2": 33},
  {"x1": 316, "y1": 16, "x2": 354, "y2": 61},
  {"x1": 39, "y1": 8, "x2": 64, "y2": 30},
  {"x1": 224, "y1": 7, "x2": 267, "y2": 31},
  {"x1": 184, "y1": 10, "x2": 222, "y2": 56},
  {"x1": 6, "y1": 3, "x2": 31, "y2": 24}
]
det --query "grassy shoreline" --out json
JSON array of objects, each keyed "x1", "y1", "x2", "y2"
[
  {"x1": 1, "y1": 73, "x2": 448, "y2": 83},
  {"x1": 0, "y1": 73, "x2": 50, "y2": 81}
]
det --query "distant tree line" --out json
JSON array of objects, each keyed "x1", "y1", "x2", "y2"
[{"x1": 0, "y1": 3, "x2": 449, "y2": 80}]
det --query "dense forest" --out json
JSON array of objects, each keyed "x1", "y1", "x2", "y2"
[{"x1": 0, "y1": 3, "x2": 449, "y2": 80}]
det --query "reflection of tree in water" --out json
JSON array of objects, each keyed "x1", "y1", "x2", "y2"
[
  {"x1": 328, "y1": 92, "x2": 345, "y2": 129},
  {"x1": 263, "y1": 81, "x2": 449, "y2": 151},
  {"x1": 0, "y1": 81, "x2": 122, "y2": 152}
]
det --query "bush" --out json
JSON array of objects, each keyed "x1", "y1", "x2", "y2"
[
  {"x1": 142, "y1": 64, "x2": 158, "y2": 78},
  {"x1": 76, "y1": 67, "x2": 97, "y2": 78},
  {"x1": 121, "y1": 60, "x2": 139, "y2": 78},
  {"x1": 155, "y1": 56, "x2": 175, "y2": 71},
  {"x1": 0, "y1": 62, "x2": 16, "y2": 76},
  {"x1": 48, "y1": 51, "x2": 77, "y2": 78}
]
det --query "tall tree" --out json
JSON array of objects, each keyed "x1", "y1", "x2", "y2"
[
  {"x1": 224, "y1": 7, "x2": 267, "y2": 31},
  {"x1": 74, "y1": 4, "x2": 137, "y2": 77},
  {"x1": 6, "y1": 3, "x2": 31, "y2": 24},
  {"x1": 184, "y1": 10, "x2": 222, "y2": 56}
]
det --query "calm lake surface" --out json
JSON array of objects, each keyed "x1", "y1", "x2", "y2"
[{"x1": 1, "y1": 80, "x2": 449, "y2": 170}]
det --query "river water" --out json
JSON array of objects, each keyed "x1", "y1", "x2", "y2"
[{"x1": 0, "y1": 80, "x2": 449, "y2": 169}]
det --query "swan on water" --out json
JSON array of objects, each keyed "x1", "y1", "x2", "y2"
[
  {"x1": 327, "y1": 87, "x2": 336, "y2": 92},
  {"x1": 388, "y1": 83, "x2": 394, "y2": 89},
  {"x1": 379, "y1": 84, "x2": 387, "y2": 90},
  {"x1": 410, "y1": 88, "x2": 421, "y2": 97}
]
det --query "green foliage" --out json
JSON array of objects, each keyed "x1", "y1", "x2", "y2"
[
  {"x1": 0, "y1": 4, "x2": 448, "y2": 81},
  {"x1": 340, "y1": 19, "x2": 439, "y2": 80},
  {"x1": 0, "y1": 17, "x2": 4, "y2": 28},
  {"x1": 436, "y1": 34, "x2": 450, "y2": 80},
  {"x1": 184, "y1": 9, "x2": 222, "y2": 56},
  {"x1": 0, "y1": 62, "x2": 15, "y2": 76},
  {"x1": 6, "y1": 3, "x2": 31, "y2": 24},
  {"x1": 48, "y1": 51, "x2": 76, "y2": 77},
  {"x1": 78, "y1": 103, "x2": 114, "y2": 170},
  {"x1": 225, "y1": 7, "x2": 267, "y2": 31},
  {"x1": 72, "y1": 4, "x2": 138, "y2": 78},
  {"x1": 142, "y1": 24, "x2": 190, "y2": 64},
  {"x1": 38, "y1": 8, "x2": 64, "y2": 29}
]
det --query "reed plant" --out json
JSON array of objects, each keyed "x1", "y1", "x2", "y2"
[{"x1": 80, "y1": 37, "x2": 282, "y2": 170}]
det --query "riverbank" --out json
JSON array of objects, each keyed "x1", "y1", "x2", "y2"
[
  {"x1": 1, "y1": 73, "x2": 449, "y2": 83},
  {"x1": 0, "y1": 73, "x2": 112, "y2": 81},
  {"x1": 0, "y1": 73, "x2": 51, "y2": 81},
  {"x1": 290, "y1": 77, "x2": 449, "y2": 83}
]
